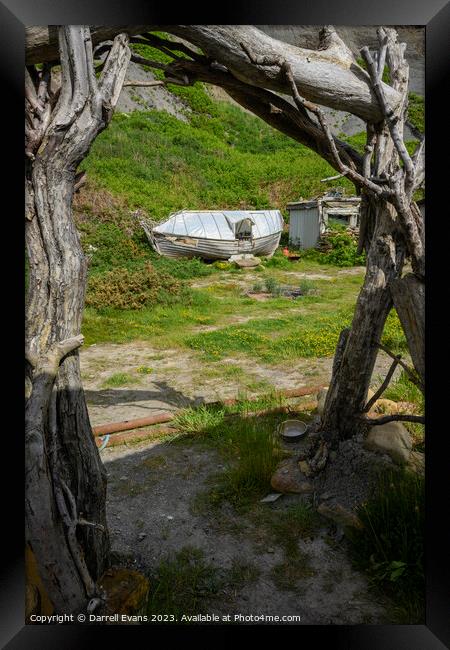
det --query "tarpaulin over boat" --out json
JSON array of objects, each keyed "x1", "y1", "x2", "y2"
[
  {"x1": 152, "y1": 210, "x2": 284, "y2": 241},
  {"x1": 141, "y1": 209, "x2": 284, "y2": 260}
]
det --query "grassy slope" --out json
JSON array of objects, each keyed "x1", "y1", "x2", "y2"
[
  {"x1": 80, "y1": 102, "x2": 352, "y2": 221},
  {"x1": 76, "y1": 57, "x2": 413, "y2": 360}
]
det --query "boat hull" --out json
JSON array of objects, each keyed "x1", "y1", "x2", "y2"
[{"x1": 152, "y1": 231, "x2": 282, "y2": 260}]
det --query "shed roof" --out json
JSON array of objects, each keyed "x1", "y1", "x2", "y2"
[{"x1": 153, "y1": 210, "x2": 284, "y2": 241}]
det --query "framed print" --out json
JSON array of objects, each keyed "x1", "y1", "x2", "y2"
[{"x1": 2, "y1": 0, "x2": 449, "y2": 646}]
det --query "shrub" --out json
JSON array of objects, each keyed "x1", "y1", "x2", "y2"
[
  {"x1": 264, "y1": 277, "x2": 282, "y2": 296},
  {"x1": 302, "y1": 227, "x2": 366, "y2": 267},
  {"x1": 86, "y1": 261, "x2": 186, "y2": 310}
]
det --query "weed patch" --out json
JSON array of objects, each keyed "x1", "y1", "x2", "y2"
[
  {"x1": 102, "y1": 372, "x2": 141, "y2": 388},
  {"x1": 147, "y1": 547, "x2": 224, "y2": 619},
  {"x1": 346, "y1": 468, "x2": 425, "y2": 623}
]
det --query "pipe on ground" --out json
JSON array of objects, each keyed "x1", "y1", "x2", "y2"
[{"x1": 92, "y1": 384, "x2": 325, "y2": 437}]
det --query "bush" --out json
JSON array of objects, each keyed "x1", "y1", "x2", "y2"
[
  {"x1": 346, "y1": 468, "x2": 425, "y2": 622},
  {"x1": 82, "y1": 223, "x2": 148, "y2": 274},
  {"x1": 86, "y1": 261, "x2": 186, "y2": 310},
  {"x1": 302, "y1": 226, "x2": 366, "y2": 267}
]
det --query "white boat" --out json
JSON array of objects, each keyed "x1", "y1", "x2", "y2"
[{"x1": 140, "y1": 209, "x2": 284, "y2": 260}]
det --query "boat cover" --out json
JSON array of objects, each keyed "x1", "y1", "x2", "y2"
[{"x1": 153, "y1": 210, "x2": 284, "y2": 241}]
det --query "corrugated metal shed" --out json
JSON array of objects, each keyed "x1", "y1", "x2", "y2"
[{"x1": 286, "y1": 201, "x2": 322, "y2": 249}]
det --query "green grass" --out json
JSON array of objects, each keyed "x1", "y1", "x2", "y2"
[
  {"x1": 172, "y1": 404, "x2": 226, "y2": 435},
  {"x1": 81, "y1": 264, "x2": 406, "y2": 363},
  {"x1": 346, "y1": 468, "x2": 425, "y2": 623},
  {"x1": 146, "y1": 546, "x2": 261, "y2": 621},
  {"x1": 147, "y1": 546, "x2": 224, "y2": 619},
  {"x1": 101, "y1": 372, "x2": 140, "y2": 387},
  {"x1": 258, "y1": 503, "x2": 321, "y2": 556},
  {"x1": 270, "y1": 554, "x2": 316, "y2": 591},
  {"x1": 407, "y1": 92, "x2": 425, "y2": 134},
  {"x1": 175, "y1": 405, "x2": 286, "y2": 509},
  {"x1": 81, "y1": 107, "x2": 346, "y2": 221},
  {"x1": 185, "y1": 308, "x2": 355, "y2": 362}
]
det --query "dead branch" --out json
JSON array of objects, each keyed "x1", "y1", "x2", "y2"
[
  {"x1": 363, "y1": 355, "x2": 401, "y2": 412},
  {"x1": 360, "y1": 45, "x2": 415, "y2": 194},
  {"x1": 239, "y1": 44, "x2": 390, "y2": 199},
  {"x1": 130, "y1": 52, "x2": 170, "y2": 71},
  {"x1": 122, "y1": 80, "x2": 165, "y2": 87},
  {"x1": 360, "y1": 414, "x2": 424, "y2": 425},
  {"x1": 376, "y1": 342, "x2": 424, "y2": 392},
  {"x1": 74, "y1": 171, "x2": 86, "y2": 193},
  {"x1": 138, "y1": 31, "x2": 206, "y2": 62},
  {"x1": 412, "y1": 137, "x2": 425, "y2": 190}
]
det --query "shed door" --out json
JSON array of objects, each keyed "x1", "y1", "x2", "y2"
[{"x1": 289, "y1": 207, "x2": 320, "y2": 249}]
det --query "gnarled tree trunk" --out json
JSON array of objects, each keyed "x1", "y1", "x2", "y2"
[
  {"x1": 25, "y1": 26, "x2": 130, "y2": 613},
  {"x1": 320, "y1": 199, "x2": 406, "y2": 440}
]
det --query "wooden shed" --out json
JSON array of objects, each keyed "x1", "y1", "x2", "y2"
[{"x1": 287, "y1": 192, "x2": 361, "y2": 249}]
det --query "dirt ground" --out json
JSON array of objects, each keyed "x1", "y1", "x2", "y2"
[
  {"x1": 80, "y1": 264, "x2": 402, "y2": 427},
  {"x1": 101, "y1": 435, "x2": 390, "y2": 624},
  {"x1": 80, "y1": 344, "x2": 400, "y2": 428},
  {"x1": 80, "y1": 265, "x2": 403, "y2": 623}
]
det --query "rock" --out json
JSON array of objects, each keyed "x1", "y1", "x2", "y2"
[
  {"x1": 229, "y1": 254, "x2": 261, "y2": 268},
  {"x1": 298, "y1": 460, "x2": 313, "y2": 477},
  {"x1": 372, "y1": 398, "x2": 399, "y2": 414},
  {"x1": 364, "y1": 422, "x2": 412, "y2": 465},
  {"x1": 406, "y1": 450, "x2": 425, "y2": 475},
  {"x1": 270, "y1": 459, "x2": 314, "y2": 494},
  {"x1": 317, "y1": 502, "x2": 364, "y2": 530},
  {"x1": 99, "y1": 568, "x2": 150, "y2": 617},
  {"x1": 260, "y1": 492, "x2": 283, "y2": 503}
]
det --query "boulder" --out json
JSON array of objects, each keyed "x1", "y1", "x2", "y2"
[
  {"x1": 99, "y1": 568, "x2": 150, "y2": 617},
  {"x1": 298, "y1": 460, "x2": 313, "y2": 477},
  {"x1": 372, "y1": 398, "x2": 399, "y2": 414},
  {"x1": 317, "y1": 502, "x2": 364, "y2": 530},
  {"x1": 364, "y1": 422, "x2": 412, "y2": 465},
  {"x1": 271, "y1": 459, "x2": 314, "y2": 494}
]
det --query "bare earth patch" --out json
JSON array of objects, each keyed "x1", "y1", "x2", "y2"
[
  {"x1": 101, "y1": 437, "x2": 390, "y2": 624},
  {"x1": 81, "y1": 342, "x2": 403, "y2": 427}
]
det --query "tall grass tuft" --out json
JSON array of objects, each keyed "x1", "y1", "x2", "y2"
[
  {"x1": 213, "y1": 415, "x2": 283, "y2": 508},
  {"x1": 346, "y1": 468, "x2": 425, "y2": 623}
]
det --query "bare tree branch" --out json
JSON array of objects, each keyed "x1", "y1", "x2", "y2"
[
  {"x1": 360, "y1": 414, "x2": 424, "y2": 425},
  {"x1": 377, "y1": 342, "x2": 424, "y2": 392},
  {"x1": 123, "y1": 79, "x2": 165, "y2": 87},
  {"x1": 360, "y1": 44, "x2": 415, "y2": 194},
  {"x1": 363, "y1": 355, "x2": 401, "y2": 412}
]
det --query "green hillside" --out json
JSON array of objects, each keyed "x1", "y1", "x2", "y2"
[
  {"x1": 75, "y1": 68, "x2": 421, "y2": 285},
  {"x1": 80, "y1": 94, "x2": 354, "y2": 221}
]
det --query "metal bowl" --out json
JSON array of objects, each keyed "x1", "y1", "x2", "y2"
[{"x1": 278, "y1": 419, "x2": 309, "y2": 443}]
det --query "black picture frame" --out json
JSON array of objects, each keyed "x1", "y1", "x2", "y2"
[{"x1": 3, "y1": 0, "x2": 449, "y2": 646}]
